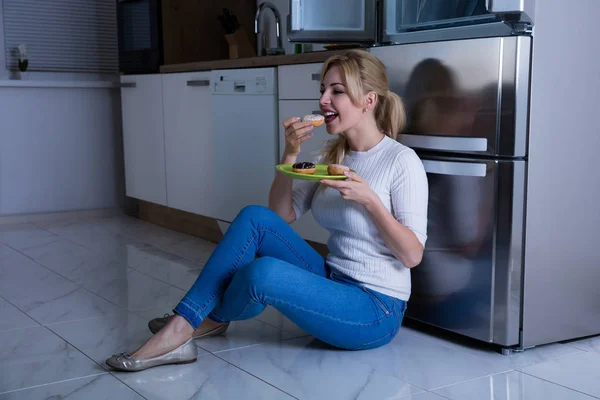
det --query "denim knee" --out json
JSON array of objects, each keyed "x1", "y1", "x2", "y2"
[
  {"x1": 234, "y1": 257, "x2": 281, "y2": 299},
  {"x1": 234, "y1": 205, "x2": 275, "y2": 225}
]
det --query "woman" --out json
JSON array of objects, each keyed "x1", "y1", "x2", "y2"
[{"x1": 106, "y1": 50, "x2": 428, "y2": 372}]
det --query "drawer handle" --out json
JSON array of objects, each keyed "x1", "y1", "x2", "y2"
[
  {"x1": 187, "y1": 80, "x2": 210, "y2": 87},
  {"x1": 120, "y1": 82, "x2": 136, "y2": 88},
  {"x1": 311, "y1": 73, "x2": 321, "y2": 81},
  {"x1": 422, "y1": 160, "x2": 488, "y2": 177}
]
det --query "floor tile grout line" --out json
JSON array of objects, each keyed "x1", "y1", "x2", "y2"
[
  {"x1": 402, "y1": 326, "x2": 589, "y2": 372},
  {"x1": 0, "y1": 231, "x2": 196, "y2": 321},
  {"x1": 563, "y1": 342, "x2": 598, "y2": 353},
  {"x1": 417, "y1": 391, "x2": 453, "y2": 400},
  {"x1": 42, "y1": 311, "x2": 147, "y2": 329},
  {"x1": 0, "y1": 295, "x2": 122, "y2": 333},
  {"x1": 402, "y1": 328, "x2": 515, "y2": 366},
  {"x1": 518, "y1": 369, "x2": 600, "y2": 399},
  {"x1": 0, "y1": 292, "x2": 46, "y2": 328},
  {"x1": 206, "y1": 335, "x2": 433, "y2": 393},
  {"x1": 74, "y1": 213, "x2": 214, "y2": 267},
  {"x1": 0, "y1": 239, "x2": 143, "y2": 322},
  {"x1": 0, "y1": 216, "x2": 219, "y2": 329},
  {"x1": 253, "y1": 315, "x2": 309, "y2": 337},
  {"x1": 1, "y1": 239, "x2": 166, "y2": 326},
  {"x1": 30, "y1": 215, "x2": 208, "y2": 290},
  {"x1": 427, "y1": 369, "x2": 516, "y2": 392},
  {"x1": 208, "y1": 350, "x2": 301, "y2": 400},
  {"x1": 0, "y1": 372, "x2": 109, "y2": 396},
  {"x1": 43, "y1": 325, "x2": 149, "y2": 400},
  {"x1": 203, "y1": 343, "x2": 265, "y2": 355},
  {"x1": 105, "y1": 372, "x2": 150, "y2": 400},
  {"x1": 514, "y1": 350, "x2": 595, "y2": 372},
  {"x1": 1, "y1": 214, "x2": 209, "y2": 296}
]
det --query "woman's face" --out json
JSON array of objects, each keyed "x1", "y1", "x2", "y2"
[{"x1": 319, "y1": 65, "x2": 365, "y2": 135}]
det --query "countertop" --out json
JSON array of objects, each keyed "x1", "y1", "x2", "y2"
[{"x1": 159, "y1": 49, "x2": 357, "y2": 73}]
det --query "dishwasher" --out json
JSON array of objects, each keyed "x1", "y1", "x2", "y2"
[{"x1": 211, "y1": 67, "x2": 279, "y2": 223}]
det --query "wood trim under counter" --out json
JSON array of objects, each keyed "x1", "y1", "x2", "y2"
[
  {"x1": 159, "y1": 49, "x2": 360, "y2": 73},
  {"x1": 135, "y1": 200, "x2": 329, "y2": 258}
]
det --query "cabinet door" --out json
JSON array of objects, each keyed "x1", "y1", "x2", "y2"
[
  {"x1": 162, "y1": 72, "x2": 215, "y2": 216},
  {"x1": 278, "y1": 100, "x2": 330, "y2": 244},
  {"x1": 120, "y1": 75, "x2": 167, "y2": 206},
  {"x1": 278, "y1": 63, "x2": 324, "y2": 100}
]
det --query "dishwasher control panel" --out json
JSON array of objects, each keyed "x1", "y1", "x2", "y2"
[{"x1": 211, "y1": 67, "x2": 277, "y2": 95}]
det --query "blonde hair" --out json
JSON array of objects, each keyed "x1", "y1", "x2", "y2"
[{"x1": 318, "y1": 49, "x2": 406, "y2": 165}]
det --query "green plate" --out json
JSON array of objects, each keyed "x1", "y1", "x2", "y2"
[{"x1": 275, "y1": 164, "x2": 350, "y2": 181}]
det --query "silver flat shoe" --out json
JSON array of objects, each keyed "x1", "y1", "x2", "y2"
[
  {"x1": 105, "y1": 338, "x2": 197, "y2": 372},
  {"x1": 149, "y1": 314, "x2": 230, "y2": 339}
]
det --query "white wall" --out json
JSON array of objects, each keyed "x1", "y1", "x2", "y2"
[
  {"x1": 0, "y1": 2, "x2": 125, "y2": 216},
  {"x1": 0, "y1": 86, "x2": 125, "y2": 216}
]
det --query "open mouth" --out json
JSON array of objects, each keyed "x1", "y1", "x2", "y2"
[{"x1": 324, "y1": 111, "x2": 339, "y2": 124}]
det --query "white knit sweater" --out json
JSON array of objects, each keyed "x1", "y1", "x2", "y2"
[{"x1": 292, "y1": 136, "x2": 428, "y2": 301}]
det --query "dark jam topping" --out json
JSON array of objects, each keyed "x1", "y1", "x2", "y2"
[{"x1": 293, "y1": 162, "x2": 315, "y2": 169}]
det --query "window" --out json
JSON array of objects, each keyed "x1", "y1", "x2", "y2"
[{"x1": 3, "y1": 0, "x2": 118, "y2": 73}]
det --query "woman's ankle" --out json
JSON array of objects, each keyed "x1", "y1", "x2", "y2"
[{"x1": 168, "y1": 315, "x2": 195, "y2": 337}]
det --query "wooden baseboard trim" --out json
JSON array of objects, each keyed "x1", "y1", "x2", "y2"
[
  {"x1": 134, "y1": 200, "x2": 330, "y2": 256},
  {"x1": 0, "y1": 208, "x2": 125, "y2": 225},
  {"x1": 136, "y1": 201, "x2": 223, "y2": 243}
]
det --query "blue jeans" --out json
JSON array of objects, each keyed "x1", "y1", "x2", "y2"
[{"x1": 174, "y1": 205, "x2": 406, "y2": 350}]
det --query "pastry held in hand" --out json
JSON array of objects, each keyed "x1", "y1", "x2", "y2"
[
  {"x1": 327, "y1": 164, "x2": 350, "y2": 175},
  {"x1": 292, "y1": 162, "x2": 316, "y2": 174},
  {"x1": 302, "y1": 114, "x2": 325, "y2": 127}
]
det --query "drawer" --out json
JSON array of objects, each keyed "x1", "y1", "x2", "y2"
[{"x1": 278, "y1": 63, "x2": 324, "y2": 100}]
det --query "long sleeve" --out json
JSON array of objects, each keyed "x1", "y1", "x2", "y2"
[
  {"x1": 390, "y1": 148, "x2": 429, "y2": 247},
  {"x1": 292, "y1": 180, "x2": 319, "y2": 220}
]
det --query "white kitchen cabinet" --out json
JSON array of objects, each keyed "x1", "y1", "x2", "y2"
[
  {"x1": 278, "y1": 63, "x2": 324, "y2": 100},
  {"x1": 278, "y1": 99, "x2": 330, "y2": 244},
  {"x1": 120, "y1": 75, "x2": 167, "y2": 206},
  {"x1": 162, "y1": 72, "x2": 215, "y2": 217}
]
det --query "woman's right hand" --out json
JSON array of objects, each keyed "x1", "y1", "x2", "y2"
[{"x1": 283, "y1": 117, "x2": 314, "y2": 156}]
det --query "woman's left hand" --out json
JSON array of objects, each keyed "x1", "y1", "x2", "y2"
[{"x1": 320, "y1": 171, "x2": 378, "y2": 208}]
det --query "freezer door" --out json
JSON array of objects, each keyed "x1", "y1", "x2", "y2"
[
  {"x1": 370, "y1": 36, "x2": 531, "y2": 157},
  {"x1": 406, "y1": 156, "x2": 525, "y2": 346},
  {"x1": 287, "y1": 0, "x2": 377, "y2": 43},
  {"x1": 382, "y1": 0, "x2": 534, "y2": 45}
]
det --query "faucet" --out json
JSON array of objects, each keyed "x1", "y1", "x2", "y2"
[{"x1": 254, "y1": 2, "x2": 284, "y2": 56}]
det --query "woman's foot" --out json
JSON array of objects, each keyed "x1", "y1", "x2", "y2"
[
  {"x1": 132, "y1": 314, "x2": 194, "y2": 360},
  {"x1": 149, "y1": 314, "x2": 229, "y2": 339}
]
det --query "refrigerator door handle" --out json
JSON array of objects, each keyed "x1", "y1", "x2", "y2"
[
  {"x1": 399, "y1": 133, "x2": 488, "y2": 153},
  {"x1": 422, "y1": 160, "x2": 488, "y2": 177}
]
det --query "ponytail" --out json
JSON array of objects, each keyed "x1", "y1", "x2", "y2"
[{"x1": 376, "y1": 90, "x2": 406, "y2": 140}]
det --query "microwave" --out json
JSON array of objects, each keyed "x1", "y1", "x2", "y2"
[{"x1": 117, "y1": 0, "x2": 163, "y2": 74}]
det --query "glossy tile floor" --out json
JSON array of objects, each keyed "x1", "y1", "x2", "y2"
[{"x1": 1, "y1": 213, "x2": 599, "y2": 399}]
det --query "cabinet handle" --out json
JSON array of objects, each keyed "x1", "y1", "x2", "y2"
[
  {"x1": 120, "y1": 82, "x2": 136, "y2": 88},
  {"x1": 311, "y1": 73, "x2": 321, "y2": 81},
  {"x1": 187, "y1": 80, "x2": 210, "y2": 87}
]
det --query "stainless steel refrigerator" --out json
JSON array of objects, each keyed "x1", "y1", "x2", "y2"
[{"x1": 287, "y1": 0, "x2": 600, "y2": 353}]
